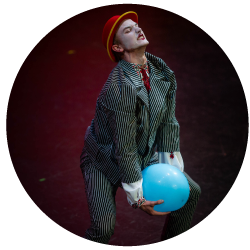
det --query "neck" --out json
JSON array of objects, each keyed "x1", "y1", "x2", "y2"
[{"x1": 121, "y1": 46, "x2": 147, "y2": 65}]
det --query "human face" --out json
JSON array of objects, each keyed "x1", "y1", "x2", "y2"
[{"x1": 115, "y1": 19, "x2": 149, "y2": 52}]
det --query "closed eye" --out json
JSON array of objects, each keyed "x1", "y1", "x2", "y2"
[{"x1": 123, "y1": 23, "x2": 138, "y2": 33}]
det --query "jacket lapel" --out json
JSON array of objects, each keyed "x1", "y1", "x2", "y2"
[
  {"x1": 119, "y1": 60, "x2": 149, "y2": 109},
  {"x1": 147, "y1": 59, "x2": 171, "y2": 141}
]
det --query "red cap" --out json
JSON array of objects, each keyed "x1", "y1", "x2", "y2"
[{"x1": 102, "y1": 11, "x2": 138, "y2": 62}]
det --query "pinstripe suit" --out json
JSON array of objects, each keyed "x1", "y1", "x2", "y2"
[
  {"x1": 81, "y1": 52, "x2": 179, "y2": 185},
  {"x1": 80, "y1": 52, "x2": 201, "y2": 243}
]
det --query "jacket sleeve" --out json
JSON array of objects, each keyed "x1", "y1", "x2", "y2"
[
  {"x1": 102, "y1": 81, "x2": 142, "y2": 184},
  {"x1": 156, "y1": 71, "x2": 180, "y2": 152}
]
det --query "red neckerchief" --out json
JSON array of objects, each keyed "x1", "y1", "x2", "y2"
[{"x1": 132, "y1": 61, "x2": 151, "y2": 93}]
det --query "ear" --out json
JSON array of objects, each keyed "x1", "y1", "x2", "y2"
[{"x1": 112, "y1": 44, "x2": 124, "y2": 53}]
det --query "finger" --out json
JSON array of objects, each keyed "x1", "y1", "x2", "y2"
[
  {"x1": 152, "y1": 199, "x2": 164, "y2": 205},
  {"x1": 153, "y1": 211, "x2": 171, "y2": 216}
]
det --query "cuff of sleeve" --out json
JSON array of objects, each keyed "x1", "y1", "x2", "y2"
[
  {"x1": 158, "y1": 151, "x2": 184, "y2": 172},
  {"x1": 132, "y1": 197, "x2": 146, "y2": 209},
  {"x1": 122, "y1": 179, "x2": 145, "y2": 208}
]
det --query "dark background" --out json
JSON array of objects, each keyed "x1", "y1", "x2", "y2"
[{"x1": 7, "y1": 4, "x2": 248, "y2": 246}]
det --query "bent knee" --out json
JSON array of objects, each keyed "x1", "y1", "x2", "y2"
[{"x1": 193, "y1": 184, "x2": 201, "y2": 199}]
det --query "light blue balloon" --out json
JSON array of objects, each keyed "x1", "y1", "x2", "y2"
[{"x1": 142, "y1": 163, "x2": 190, "y2": 212}]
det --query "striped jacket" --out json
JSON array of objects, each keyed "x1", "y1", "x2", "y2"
[{"x1": 81, "y1": 52, "x2": 180, "y2": 186}]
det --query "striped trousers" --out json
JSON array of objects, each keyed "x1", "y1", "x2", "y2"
[{"x1": 80, "y1": 150, "x2": 201, "y2": 244}]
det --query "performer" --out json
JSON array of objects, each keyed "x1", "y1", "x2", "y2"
[{"x1": 80, "y1": 11, "x2": 201, "y2": 244}]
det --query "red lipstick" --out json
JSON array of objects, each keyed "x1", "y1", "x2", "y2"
[{"x1": 138, "y1": 34, "x2": 145, "y2": 40}]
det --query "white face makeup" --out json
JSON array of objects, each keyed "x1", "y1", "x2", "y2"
[{"x1": 114, "y1": 19, "x2": 149, "y2": 52}]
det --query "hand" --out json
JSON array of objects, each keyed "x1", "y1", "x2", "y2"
[{"x1": 139, "y1": 200, "x2": 170, "y2": 216}]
